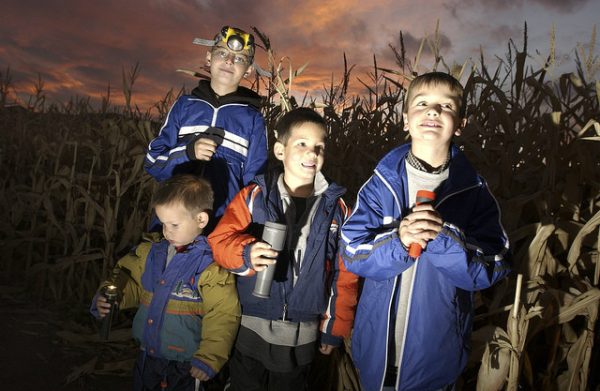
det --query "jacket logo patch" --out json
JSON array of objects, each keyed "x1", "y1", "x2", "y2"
[{"x1": 171, "y1": 280, "x2": 200, "y2": 299}]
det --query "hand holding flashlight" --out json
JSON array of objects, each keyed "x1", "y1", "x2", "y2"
[
  {"x1": 99, "y1": 285, "x2": 119, "y2": 340},
  {"x1": 253, "y1": 222, "x2": 287, "y2": 298},
  {"x1": 398, "y1": 190, "x2": 442, "y2": 259}
]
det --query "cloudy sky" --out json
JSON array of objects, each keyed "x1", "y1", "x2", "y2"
[{"x1": 1, "y1": 0, "x2": 598, "y2": 112}]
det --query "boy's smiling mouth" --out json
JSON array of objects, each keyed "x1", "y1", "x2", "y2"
[{"x1": 420, "y1": 121, "x2": 442, "y2": 128}]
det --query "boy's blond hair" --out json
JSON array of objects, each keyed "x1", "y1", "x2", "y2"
[
  {"x1": 403, "y1": 72, "x2": 466, "y2": 118},
  {"x1": 151, "y1": 175, "x2": 214, "y2": 216}
]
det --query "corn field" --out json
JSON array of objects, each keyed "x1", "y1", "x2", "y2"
[{"x1": 1, "y1": 25, "x2": 599, "y2": 390}]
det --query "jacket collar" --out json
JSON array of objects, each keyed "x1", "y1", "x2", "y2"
[
  {"x1": 254, "y1": 167, "x2": 345, "y2": 201},
  {"x1": 252, "y1": 167, "x2": 345, "y2": 221},
  {"x1": 191, "y1": 79, "x2": 263, "y2": 109},
  {"x1": 376, "y1": 143, "x2": 481, "y2": 201}
]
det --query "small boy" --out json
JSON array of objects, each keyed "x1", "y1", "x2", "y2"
[
  {"x1": 91, "y1": 175, "x2": 240, "y2": 391},
  {"x1": 208, "y1": 108, "x2": 358, "y2": 391},
  {"x1": 340, "y1": 72, "x2": 511, "y2": 391},
  {"x1": 145, "y1": 26, "x2": 268, "y2": 225}
]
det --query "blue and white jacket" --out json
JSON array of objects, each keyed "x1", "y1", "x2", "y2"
[
  {"x1": 145, "y1": 80, "x2": 267, "y2": 217},
  {"x1": 340, "y1": 144, "x2": 511, "y2": 391}
]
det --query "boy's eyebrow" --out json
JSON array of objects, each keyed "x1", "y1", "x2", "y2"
[{"x1": 411, "y1": 92, "x2": 459, "y2": 101}]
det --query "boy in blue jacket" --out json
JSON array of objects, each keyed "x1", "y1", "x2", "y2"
[
  {"x1": 92, "y1": 175, "x2": 240, "y2": 390},
  {"x1": 145, "y1": 26, "x2": 268, "y2": 224},
  {"x1": 208, "y1": 108, "x2": 358, "y2": 391},
  {"x1": 340, "y1": 72, "x2": 511, "y2": 391}
]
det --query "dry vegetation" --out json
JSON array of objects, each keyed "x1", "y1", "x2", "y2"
[{"x1": 1, "y1": 25, "x2": 599, "y2": 390}]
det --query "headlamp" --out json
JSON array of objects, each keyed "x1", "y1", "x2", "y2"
[
  {"x1": 192, "y1": 26, "x2": 272, "y2": 77},
  {"x1": 219, "y1": 26, "x2": 254, "y2": 53}
]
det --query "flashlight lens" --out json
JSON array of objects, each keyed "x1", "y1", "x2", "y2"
[{"x1": 227, "y1": 36, "x2": 244, "y2": 51}]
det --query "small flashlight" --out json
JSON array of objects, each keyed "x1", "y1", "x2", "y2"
[{"x1": 99, "y1": 285, "x2": 118, "y2": 340}]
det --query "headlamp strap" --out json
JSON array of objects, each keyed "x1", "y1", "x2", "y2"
[{"x1": 192, "y1": 37, "x2": 218, "y2": 47}]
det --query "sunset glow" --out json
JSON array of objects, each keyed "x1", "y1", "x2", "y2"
[{"x1": 1, "y1": 0, "x2": 598, "y2": 113}]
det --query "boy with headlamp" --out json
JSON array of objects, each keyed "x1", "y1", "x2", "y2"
[{"x1": 145, "y1": 26, "x2": 269, "y2": 230}]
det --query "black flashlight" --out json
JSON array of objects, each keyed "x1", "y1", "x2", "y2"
[{"x1": 99, "y1": 285, "x2": 118, "y2": 341}]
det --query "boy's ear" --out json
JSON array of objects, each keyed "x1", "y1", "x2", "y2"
[
  {"x1": 244, "y1": 64, "x2": 254, "y2": 78},
  {"x1": 205, "y1": 51, "x2": 212, "y2": 65},
  {"x1": 402, "y1": 113, "x2": 409, "y2": 131},
  {"x1": 273, "y1": 141, "x2": 285, "y2": 161},
  {"x1": 196, "y1": 211, "x2": 209, "y2": 230},
  {"x1": 455, "y1": 118, "x2": 467, "y2": 136}
]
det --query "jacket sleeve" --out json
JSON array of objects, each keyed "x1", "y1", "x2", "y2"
[
  {"x1": 207, "y1": 185, "x2": 260, "y2": 276},
  {"x1": 89, "y1": 238, "x2": 155, "y2": 317},
  {"x1": 242, "y1": 113, "x2": 267, "y2": 186},
  {"x1": 320, "y1": 198, "x2": 359, "y2": 346},
  {"x1": 191, "y1": 263, "x2": 241, "y2": 378},
  {"x1": 425, "y1": 180, "x2": 511, "y2": 291},
  {"x1": 340, "y1": 172, "x2": 415, "y2": 281},
  {"x1": 144, "y1": 99, "x2": 192, "y2": 181}
]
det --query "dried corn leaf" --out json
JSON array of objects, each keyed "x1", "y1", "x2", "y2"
[
  {"x1": 567, "y1": 209, "x2": 600, "y2": 274},
  {"x1": 93, "y1": 358, "x2": 136, "y2": 375},
  {"x1": 525, "y1": 223, "x2": 556, "y2": 279},
  {"x1": 557, "y1": 289, "x2": 600, "y2": 324},
  {"x1": 556, "y1": 327, "x2": 594, "y2": 391},
  {"x1": 65, "y1": 357, "x2": 97, "y2": 384},
  {"x1": 476, "y1": 326, "x2": 511, "y2": 391}
]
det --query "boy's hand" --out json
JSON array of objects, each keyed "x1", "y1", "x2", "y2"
[
  {"x1": 95, "y1": 295, "x2": 113, "y2": 318},
  {"x1": 399, "y1": 204, "x2": 443, "y2": 251},
  {"x1": 249, "y1": 241, "x2": 278, "y2": 272},
  {"x1": 319, "y1": 343, "x2": 335, "y2": 355},
  {"x1": 193, "y1": 138, "x2": 218, "y2": 161},
  {"x1": 189, "y1": 366, "x2": 210, "y2": 381}
]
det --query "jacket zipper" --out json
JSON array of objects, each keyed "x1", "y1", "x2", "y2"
[
  {"x1": 435, "y1": 184, "x2": 481, "y2": 208},
  {"x1": 282, "y1": 283, "x2": 288, "y2": 321},
  {"x1": 392, "y1": 183, "x2": 481, "y2": 389}
]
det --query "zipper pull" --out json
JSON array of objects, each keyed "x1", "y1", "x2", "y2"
[{"x1": 282, "y1": 303, "x2": 288, "y2": 321}]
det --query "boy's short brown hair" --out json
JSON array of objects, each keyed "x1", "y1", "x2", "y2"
[
  {"x1": 151, "y1": 175, "x2": 214, "y2": 216},
  {"x1": 403, "y1": 72, "x2": 466, "y2": 118},
  {"x1": 275, "y1": 107, "x2": 327, "y2": 145}
]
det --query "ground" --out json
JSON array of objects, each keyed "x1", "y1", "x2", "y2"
[
  {"x1": 0, "y1": 283, "x2": 357, "y2": 390},
  {"x1": 0, "y1": 285, "x2": 133, "y2": 391}
]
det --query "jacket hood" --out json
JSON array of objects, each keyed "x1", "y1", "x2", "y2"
[
  {"x1": 253, "y1": 167, "x2": 346, "y2": 203},
  {"x1": 191, "y1": 79, "x2": 263, "y2": 110}
]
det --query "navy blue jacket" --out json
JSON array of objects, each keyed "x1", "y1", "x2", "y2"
[{"x1": 208, "y1": 171, "x2": 358, "y2": 346}]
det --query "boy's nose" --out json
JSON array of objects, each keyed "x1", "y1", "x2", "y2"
[
  {"x1": 306, "y1": 147, "x2": 320, "y2": 157},
  {"x1": 222, "y1": 52, "x2": 236, "y2": 65},
  {"x1": 427, "y1": 105, "x2": 442, "y2": 115}
]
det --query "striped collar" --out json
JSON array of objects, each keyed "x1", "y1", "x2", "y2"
[{"x1": 405, "y1": 149, "x2": 451, "y2": 174}]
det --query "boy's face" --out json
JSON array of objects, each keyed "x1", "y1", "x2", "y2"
[
  {"x1": 403, "y1": 83, "x2": 466, "y2": 149},
  {"x1": 155, "y1": 202, "x2": 208, "y2": 248},
  {"x1": 206, "y1": 45, "x2": 253, "y2": 94},
  {"x1": 274, "y1": 122, "x2": 326, "y2": 190}
]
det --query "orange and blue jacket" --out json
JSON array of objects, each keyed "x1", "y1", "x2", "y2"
[{"x1": 208, "y1": 171, "x2": 358, "y2": 346}]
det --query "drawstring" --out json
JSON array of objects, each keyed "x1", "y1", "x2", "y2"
[{"x1": 293, "y1": 249, "x2": 301, "y2": 278}]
